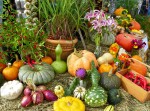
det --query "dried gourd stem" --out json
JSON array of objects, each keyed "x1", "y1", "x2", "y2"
[
  {"x1": 74, "y1": 48, "x2": 82, "y2": 58},
  {"x1": 7, "y1": 63, "x2": 12, "y2": 68},
  {"x1": 108, "y1": 68, "x2": 113, "y2": 76},
  {"x1": 15, "y1": 54, "x2": 19, "y2": 62}
]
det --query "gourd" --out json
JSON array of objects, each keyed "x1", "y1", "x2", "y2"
[
  {"x1": 101, "y1": 33, "x2": 115, "y2": 46},
  {"x1": 0, "y1": 80, "x2": 23, "y2": 100},
  {"x1": 104, "y1": 105, "x2": 114, "y2": 111},
  {"x1": 108, "y1": 89, "x2": 122, "y2": 105},
  {"x1": 0, "y1": 62, "x2": 6, "y2": 73},
  {"x1": 67, "y1": 49, "x2": 98, "y2": 76},
  {"x1": 100, "y1": 69, "x2": 121, "y2": 90},
  {"x1": 54, "y1": 85, "x2": 65, "y2": 98},
  {"x1": 73, "y1": 86, "x2": 86, "y2": 100},
  {"x1": 115, "y1": 33, "x2": 135, "y2": 52},
  {"x1": 2, "y1": 63, "x2": 19, "y2": 80},
  {"x1": 18, "y1": 62, "x2": 55, "y2": 85},
  {"x1": 114, "y1": 7, "x2": 128, "y2": 16},
  {"x1": 51, "y1": 44, "x2": 67, "y2": 74},
  {"x1": 41, "y1": 56, "x2": 53, "y2": 65},
  {"x1": 12, "y1": 54, "x2": 24, "y2": 69},
  {"x1": 97, "y1": 53, "x2": 114, "y2": 65},
  {"x1": 84, "y1": 61, "x2": 107, "y2": 107},
  {"x1": 53, "y1": 96, "x2": 85, "y2": 111},
  {"x1": 130, "y1": 58, "x2": 147, "y2": 76},
  {"x1": 129, "y1": 20, "x2": 141, "y2": 30},
  {"x1": 98, "y1": 63, "x2": 113, "y2": 74}
]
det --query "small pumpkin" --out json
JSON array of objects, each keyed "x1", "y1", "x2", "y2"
[
  {"x1": 2, "y1": 63, "x2": 19, "y2": 80},
  {"x1": 73, "y1": 86, "x2": 86, "y2": 100},
  {"x1": 54, "y1": 85, "x2": 65, "y2": 98},
  {"x1": 18, "y1": 62, "x2": 55, "y2": 85},
  {"x1": 97, "y1": 53, "x2": 114, "y2": 65},
  {"x1": 114, "y1": 7, "x2": 128, "y2": 16},
  {"x1": 0, "y1": 63, "x2": 7, "y2": 73},
  {"x1": 108, "y1": 89, "x2": 122, "y2": 105},
  {"x1": 0, "y1": 80, "x2": 23, "y2": 100},
  {"x1": 130, "y1": 58, "x2": 147, "y2": 76},
  {"x1": 132, "y1": 55, "x2": 142, "y2": 62},
  {"x1": 100, "y1": 69, "x2": 121, "y2": 90},
  {"x1": 129, "y1": 20, "x2": 141, "y2": 30},
  {"x1": 104, "y1": 105, "x2": 115, "y2": 111},
  {"x1": 98, "y1": 63, "x2": 113, "y2": 74},
  {"x1": 12, "y1": 54, "x2": 24, "y2": 69},
  {"x1": 41, "y1": 56, "x2": 53, "y2": 65},
  {"x1": 53, "y1": 96, "x2": 85, "y2": 111},
  {"x1": 67, "y1": 49, "x2": 98, "y2": 76},
  {"x1": 115, "y1": 33, "x2": 135, "y2": 52}
]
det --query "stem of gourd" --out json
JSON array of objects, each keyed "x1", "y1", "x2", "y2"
[
  {"x1": 15, "y1": 54, "x2": 19, "y2": 62},
  {"x1": 7, "y1": 63, "x2": 12, "y2": 68},
  {"x1": 108, "y1": 68, "x2": 113, "y2": 76},
  {"x1": 74, "y1": 48, "x2": 82, "y2": 58}
]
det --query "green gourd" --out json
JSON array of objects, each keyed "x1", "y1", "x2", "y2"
[
  {"x1": 108, "y1": 89, "x2": 122, "y2": 105},
  {"x1": 18, "y1": 63, "x2": 55, "y2": 85},
  {"x1": 100, "y1": 69, "x2": 121, "y2": 90},
  {"x1": 51, "y1": 44, "x2": 67, "y2": 74},
  {"x1": 84, "y1": 61, "x2": 107, "y2": 107}
]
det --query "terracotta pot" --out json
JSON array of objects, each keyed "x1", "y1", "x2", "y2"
[{"x1": 45, "y1": 38, "x2": 78, "y2": 60}]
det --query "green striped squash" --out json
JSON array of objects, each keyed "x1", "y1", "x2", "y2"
[
  {"x1": 101, "y1": 33, "x2": 115, "y2": 46},
  {"x1": 104, "y1": 105, "x2": 114, "y2": 111},
  {"x1": 18, "y1": 63, "x2": 55, "y2": 85}
]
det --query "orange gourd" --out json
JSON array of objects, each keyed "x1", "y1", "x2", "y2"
[
  {"x1": 98, "y1": 63, "x2": 113, "y2": 74},
  {"x1": 132, "y1": 55, "x2": 142, "y2": 62},
  {"x1": 114, "y1": 7, "x2": 128, "y2": 16},
  {"x1": 2, "y1": 63, "x2": 19, "y2": 80},
  {"x1": 41, "y1": 56, "x2": 53, "y2": 64},
  {"x1": 0, "y1": 63, "x2": 7, "y2": 73},
  {"x1": 130, "y1": 59, "x2": 147, "y2": 76},
  {"x1": 67, "y1": 49, "x2": 98, "y2": 76},
  {"x1": 129, "y1": 20, "x2": 141, "y2": 30},
  {"x1": 12, "y1": 55, "x2": 24, "y2": 69}
]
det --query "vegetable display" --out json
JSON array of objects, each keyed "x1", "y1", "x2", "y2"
[
  {"x1": 67, "y1": 49, "x2": 98, "y2": 76},
  {"x1": 18, "y1": 62, "x2": 55, "y2": 85},
  {"x1": 54, "y1": 85, "x2": 65, "y2": 98},
  {"x1": 100, "y1": 69, "x2": 121, "y2": 90},
  {"x1": 51, "y1": 44, "x2": 67, "y2": 74},
  {"x1": 73, "y1": 86, "x2": 86, "y2": 100},
  {"x1": 98, "y1": 63, "x2": 113, "y2": 74},
  {"x1": 0, "y1": 80, "x2": 23, "y2": 100},
  {"x1": 124, "y1": 71, "x2": 150, "y2": 91},
  {"x1": 84, "y1": 61, "x2": 107, "y2": 107},
  {"x1": 53, "y1": 96, "x2": 85, "y2": 111},
  {"x1": 97, "y1": 53, "x2": 114, "y2": 65}
]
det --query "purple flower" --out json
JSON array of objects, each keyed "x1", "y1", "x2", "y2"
[{"x1": 131, "y1": 39, "x2": 146, "y2": 49}]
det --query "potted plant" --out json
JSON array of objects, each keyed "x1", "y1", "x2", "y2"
[{"x1": 38, "y1": 0, "x2": 95, "y2": 60}]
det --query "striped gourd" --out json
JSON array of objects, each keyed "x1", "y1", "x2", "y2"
[{"x1": 104, "y1": 105, "x2": 114, "y2": 111}]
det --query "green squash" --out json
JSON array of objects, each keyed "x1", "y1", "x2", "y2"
[
  {"x1": 104, "y1": 105, "x2": 114, "y2": 111},
  {"x1": 100, "y1": 70, "x2": 121, "y2": 90},
  {"x1": 0, "y1": 74, "x2": 5, "y2": 86},
  {"x1": 18, "y1": 63, "x2": 55, "y2": 85},
  {"x1": 84, "y1": 61, "x2": 107, "y2": 107},
  {"x1": 108, "y1": 89, "x2": 122, "y2": 105}
]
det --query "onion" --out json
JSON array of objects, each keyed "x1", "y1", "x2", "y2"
[
  {"x1": 24, "y1": 87, "x2": 32, "y2": 96},
  {"x1": 43, "y1": 90, "x2": 58, "y2": 101},
  {"x1": 32, "y1": 91, "x2": 44, "y2": 104},
  {"x1": 36, "y1": 85, "x2": 47, "y2": 92},
  {"x1": 21, "y1": 95, "x2": 32, "y2": 107}
]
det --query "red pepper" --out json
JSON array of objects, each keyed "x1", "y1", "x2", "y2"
[
  {"x1": 146, "y1": 85, "x2": 150, "y2": 91},
  {"x1": 136, "y1": 75, "x2": 147, "y2": 90}
]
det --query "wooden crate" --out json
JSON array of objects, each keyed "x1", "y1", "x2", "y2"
[{"x1": 116, "y1": 69, "x2": 150, "y2": 103}]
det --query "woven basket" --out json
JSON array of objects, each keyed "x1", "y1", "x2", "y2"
[{"x1": 45, "y1": 38, "x2": 78, "y2": 60}]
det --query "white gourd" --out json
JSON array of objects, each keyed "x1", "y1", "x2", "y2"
[
  {"x1": 97, "y1": 53, "x2": 114, "y2": 65},
  {"x1": 0, "y1": 80, "x2": 23, "y2": 100},
  {"x1": 73, "y1": 86, "x2": 86, "y2": 100}
]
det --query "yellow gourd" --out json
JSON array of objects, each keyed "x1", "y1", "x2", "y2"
[
  {"x1": 98, "y1": 63, "x2": 113, "y2": 74},
  {"x1": 54, "y1": 85, "x2": 64, "y2": 98},
  {"x1": 97, "y1": 53, "x2": 114, "y2": 65},
  {"x1": 53, "y1": 96, "x2": 85, "y2": 111}
]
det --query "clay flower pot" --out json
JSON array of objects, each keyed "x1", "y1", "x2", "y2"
[{"x1": 45, "y1": 38, "x2": 78, "y2": 60}]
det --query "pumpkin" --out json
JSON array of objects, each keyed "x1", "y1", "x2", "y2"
[
  {"x1": 84, "y1": 61, "x2": 107, "y2": 107},
  {"x1": 132, "y1": 55, "x2": 142, "y2": 62},
  {"x1": 108, "y1": 89, "x2": 122, "y2": 105},
  {"x1": 0, "y1": 80, "x2": 23, "y2": 100},
  {"x1": 97, "y1": 53, "x2": 114, "y2": 65},
  {"x1": 129, "y1": 20, "x2": 141, "y2": 30},
  {"x1": 98, "y1": 63, "x2": 113, "y2": 74},
  {"x1": 12, "y1": 54, "x2": 24, "y2": 69},
  {"x1": 101, "y1": 33, "x2": 115, "y2": 46},
  {"x1": 115, "y1": 33, "x2": 135, "y2": 52},
  {"x1": 100, "y1": 70, "x2": 121, "y2": 90},
  {"x1": 67, "y1": 49, "x2": 98, "y2": 76},
  {"x1": 18, "y1": 62, "x2": 55, "y2": 85},
  {"x1": 53, "y1": 96, "x2": 85, "y2": 111},
  {"x1": 130, "y1": 58, "x2": 147, "y2": 76},
  {"x1": 0, "y1": 63, "x2": 7, "y2": 73},
  {"x1": 41, "y1": 56, "x2": 53, "y2": 65},
  {"x1": 114, "y1": 7, "x2": 128, "y2": 16},
  {"x1": 73, "y1": 86, "x2": 86, "y2": 100},
  {"x1": 2, "y1": 63, "x2": 19, "y2": 80},
  {"x1": 54, "y1": 85, "x2": 65, "y2": 98},
  {"x1": 104, "y1": 105, "x2": 115, "y2": 111}
]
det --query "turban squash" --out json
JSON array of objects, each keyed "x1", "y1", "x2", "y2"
[{"x1": 67, "y1": 49, "x2": 98, "y2": 76}]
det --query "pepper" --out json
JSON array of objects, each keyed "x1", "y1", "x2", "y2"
[{"x1": 136, "y1": 75, "x2": 147, "y2": 90}]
